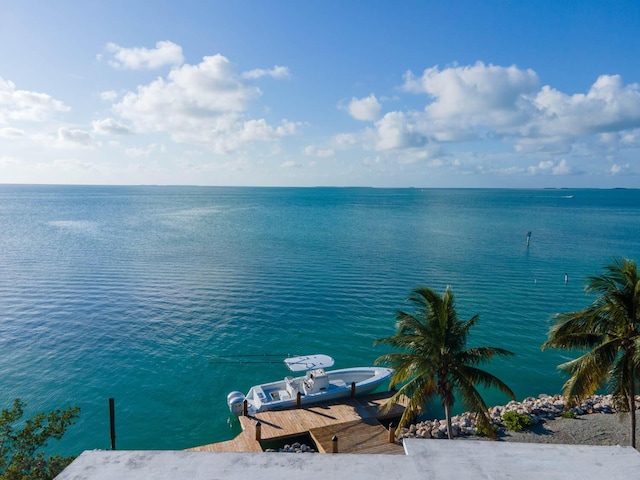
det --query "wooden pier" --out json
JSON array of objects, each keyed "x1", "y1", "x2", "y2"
[{"x1": 188, "y1": 391, "x2": 406, "y2": 455}]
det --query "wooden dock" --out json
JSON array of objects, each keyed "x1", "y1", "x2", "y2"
[{"x1": 187, "y1": 391, "x2": 406, "y2": 454}]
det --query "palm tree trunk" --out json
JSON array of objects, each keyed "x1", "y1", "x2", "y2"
[{"x1": 444, "y1": 403, "x2": 453, "y2": 440}]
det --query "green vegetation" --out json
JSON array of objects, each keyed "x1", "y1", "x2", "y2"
[
  {"x1": 543, "y1": 258, "x2": 640, "y2": 448},
  {"x1": 475, "y1": 422, "x2": 498, "y2": 437},
  {"x1": 0, "y1": 399, "x2": 79, "y2": 480},
  {"x1": 374, "y1": 286, "x2": 515, "y2": 440},
  {"x1": 560, "y1": 410, "x2": 578, "y2": 419},
  {"x1": 502, "y1": 411, "x2": 532, "y2": 431}
]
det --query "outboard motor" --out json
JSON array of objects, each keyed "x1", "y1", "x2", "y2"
[{"x1": 227, "y1": 391, "x2": 246, "y2": 415}]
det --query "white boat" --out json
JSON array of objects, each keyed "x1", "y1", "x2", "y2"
[{"x1": 226, "y1": 354, "x2": 394, "y2": 415}]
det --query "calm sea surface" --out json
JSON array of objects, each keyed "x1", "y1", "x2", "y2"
[{"x1": 1, "y1": 186, "x2": 639, "y2": 454}]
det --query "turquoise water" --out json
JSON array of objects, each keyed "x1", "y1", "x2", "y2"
[{"x1": 1, "y1": 186, "x2": 639, "y2": 455}]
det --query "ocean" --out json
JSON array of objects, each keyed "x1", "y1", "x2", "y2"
[{"x1": 1, "y1": 185, "x2": 639, "y2": 455}]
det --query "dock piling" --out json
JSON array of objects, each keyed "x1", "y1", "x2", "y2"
[
  {"x1": 350, "y1": 382, "x2": 356, "y2": 398},
  {"x1": 109, "y1": 398, "x2": 116, "y2": 450},
  {"x1": 255, "y1": 421, "x2": 262, "y2": 441},
  {"x1": 296, "y1": 391, "x2": 301, "y2": 407},
  {"x1": 331, "y1": 435, "x2": 338, "y2": 453},
  {"x1": 388, "y1": 422, "x2": 396, "y2": 443},
  {"x1": 243, "y1": 399, "x2": 248, "y2": 416}
]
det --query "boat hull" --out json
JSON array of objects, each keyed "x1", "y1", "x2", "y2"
[{"x1": 228, "y1": 366, "x2": 394, "y2": 415}]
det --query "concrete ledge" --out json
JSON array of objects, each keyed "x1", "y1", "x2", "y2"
[{"x1": 56, "y1": 440, "x2": 640, "y2": 480}]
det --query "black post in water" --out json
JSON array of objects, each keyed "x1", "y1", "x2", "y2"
[{"x1": 109, "y1": 398, "x2": 116, "y2": 450}]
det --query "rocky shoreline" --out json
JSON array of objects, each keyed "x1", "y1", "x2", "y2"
[{"x1": 399, "y1": 393, "x2": 640, "y2": 445}]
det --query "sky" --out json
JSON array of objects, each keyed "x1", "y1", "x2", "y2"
[{"x1": 1, "y1": 1, "x2": 639, "y2": 188}]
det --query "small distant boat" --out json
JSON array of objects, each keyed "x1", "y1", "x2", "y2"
[
  {"x1": 561, "y1": 195, "x2": 574, "y2": 199},
  {"x1": 226, "y1": 354, "x2": 394, "y2": 415}
]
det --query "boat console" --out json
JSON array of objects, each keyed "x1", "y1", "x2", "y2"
[{"x1": 303, "y1": 368, "x2": 329, "y2": 394}]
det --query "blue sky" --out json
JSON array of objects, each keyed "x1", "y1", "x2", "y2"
[{"x1": 1, "y1": 1, "x2": 639, "y2": 187}]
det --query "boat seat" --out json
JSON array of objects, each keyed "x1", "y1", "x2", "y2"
[{"x1": 332, "y1": 379, "x2": 346, "y2": 388}]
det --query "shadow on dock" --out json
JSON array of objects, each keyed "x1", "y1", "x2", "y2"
[{"x1": 187, "y1": 391, "x2": 407, "y2": 454}]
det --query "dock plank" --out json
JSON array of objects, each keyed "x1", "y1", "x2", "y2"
[
  {"x1": 246, "y1": 399, "x2": 364, "y2": 441},
  {"x1": 187, "y1": 429, "x2": 262, "y2": 452},
  {"x1": 310, "y1": 418, "x2": 404, "y2": 455}
]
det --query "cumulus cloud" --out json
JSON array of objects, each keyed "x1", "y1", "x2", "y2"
[
  {"x1": 528, "y1": 75, "x2": 640, "y2": 137},
  {"x1": 347, "y1": 94, "x2": 381, "y2": 121},
  {"x1": 92, "y1": 118, "x2": 131, "y2": 135},
  {"x1": 104, "y1": 41, "x2": 184, "y2": 70},
  {"x1": 242, "y1": 66, "x2": 290, "y2": 80},
  {"x1": 338, "y1": 62, "x2": 640, "y2": 167},
  {"x1": 112, "y1": 54, "x2": 296, "y2": 153},
  {"x1": 0, "y1": 77, "x2": 70, "y2": 123},
  {"x1": 374, "y1": 111, "x2": 429, "y2": 151},
  {"x1": 402, "y1": 62, "x2": 539, "y2": 140},
  {"x1": 404, "y1": 62, "x2": 538, "y2": 115}
]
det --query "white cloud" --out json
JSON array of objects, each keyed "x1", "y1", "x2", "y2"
[
  {"x1": 31, "y1": 128, "x2": 93, "y2": 149},
  {"x1": 92, "y1": 118, "x2": 131, "y2": 135},
  {"x1": 620, "y1": 129, "x2": 640, "y2": 146},
  {"x1": 528, "y1": 75, "x2": 640, "y2": 137},
  {"x1": 125, "y1": 144, "x2": 159, "y2": 158},
  {"x1": 100, "y1": 90, "x2": 119, "y2": 101},
  {"x1": 374, "y1": 111, "x2": 428, "y2": 151},
  {"x1": 527, "y1": 158, "x2": 573, "y2": 175},
  {"x1": 405, "y1": 61, "x2": 538, "y2": 116},
  {"x1": 0, "y1": 77, "x2": 70, "y2": 123},
  {"x1": 609, "y1": 163, "x2": 634, "y2": 175},
  {"x1": 334, "y1": 63, "x2": 640, "y2": 164},
  {"x1": 242, "y1": 66, "x2": 290, "y2": 80},
  {"x1": 281, "y1": 160, "x2": 302, "y2": 168},
  {"x1": 113, "y1": 54, "x2": 296, "y2": 153},
  {"x1": 104, "y1": 41, "x2": 184, "y2": 70},
  {"x1": 347, "y1": 94, "x2": 381, "y2": 121},
  {"x1": 335, "y1": 133, "x2": 358, "y2": 145},
  {"x1": 0, "y1": 127, "x2": 26, "y2": 139},
  {"x1": 56, "y1": 127, "x2": 93, "y2": 147},
  {"x1": 402, "y1": 62, "x2": 538, "y2": 140},
  {"x1": 304, "y1": 145, "x2": 335, "y2": 157}
]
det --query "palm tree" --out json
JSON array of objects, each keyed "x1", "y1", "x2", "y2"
[
  {"x1": 374, "y1": 286, "x2": 515, "y2": 439},
  {"x1": 542, "y1": 258, "x2": 640, "y2": 448}
]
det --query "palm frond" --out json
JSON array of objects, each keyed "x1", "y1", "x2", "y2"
[
  {"x1": 558, "y1": 339, "x2": 620, "y2": 401},
  {"x1": 456, "y1": 365, "x2": 516, "y2": 400},
  {"x1": 451, "y1": 372, "x2": 497, "y2": 439},
  {"x1": 609, "y1": 349, "x2": 635, "y2": 412},
  {"x1": 382, "y1": 374, "x2": 438, "y2": 429},
  {"x1": 459, "y1": 347, "x2": 514, "y2": 365}
]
